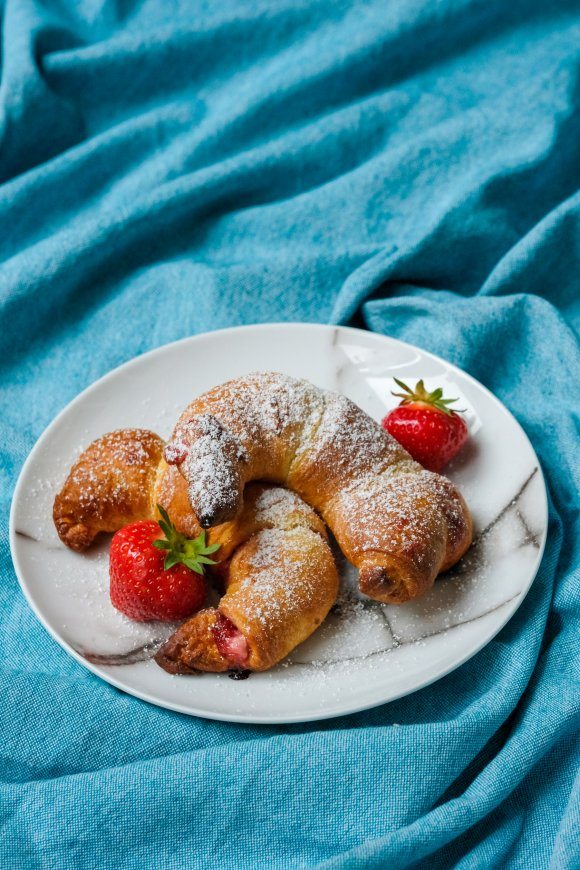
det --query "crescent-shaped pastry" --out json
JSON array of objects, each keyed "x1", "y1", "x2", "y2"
[{"x1": 164, "y1": 372, "x2": 473, "y2": 604}]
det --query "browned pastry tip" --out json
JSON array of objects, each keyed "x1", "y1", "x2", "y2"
[
  {"x1": 154, "y1": 610, "x2": 231, "y2": 674},
  {"x1": 154, "y1": 462, "x2": 328, "y2": 560},
  {"x1": 357, "y1": 558, "x2": 427, "y2": 605},
  {"x1": 436, "y1": 479, "x2": 474, "y2": 571},
  {"x1": 53, "y1": 429, "x2": 164, "y2": 551}
]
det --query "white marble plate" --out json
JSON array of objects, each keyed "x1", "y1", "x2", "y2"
[{"x1": 10, "y1": 325, "x2": 548, "y2": 724}]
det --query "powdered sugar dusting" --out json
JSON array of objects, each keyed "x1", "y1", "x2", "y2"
[
  {"x1": 293, "y1": 389, "x2": 409, "y2": 480},
  {"x1": 336, "y1": 469, "x2": 438, "y2": 552},
  {"x1": 59, "y1": 429, "x2": 162, "y2": 522},
  {"x1": 164, "y1": 372, "x2": 415, "y2": 526},
  {"x1": 210, "y1": 372, "x2": 324, "y2": 441},
  {"x1": 168, "y1": 414, "x2": 247, "y2": 524},
  {"x1": 236, "y1": 528, "x2": 323, "y2": 628},
  {"x1": 253, "y1": 486, "x2": 313, "y2": 529}
]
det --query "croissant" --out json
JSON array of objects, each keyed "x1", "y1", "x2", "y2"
[
  {"x1": 164, "y1": 372, "x2": 473, "y2": 604},
  {"x1": 53, "y1": 430, "x2": 338, "y2": 673}
]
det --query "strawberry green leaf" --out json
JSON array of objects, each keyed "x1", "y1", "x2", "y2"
[
  {"x1": 163, "y1": 553, "x2": 179, "y2": 570},
  {"x1": 157, "y1": 505, "x2": 172, "y2": 526},
  {"x1": 393, "y1": 377, "x2": 414, "y2": 395},
  {"x1": 390, "y1": 379, "x2": 465, "y2": 415},
  {"x1": 154, "y1": 505, "x2": 221, "y2": 575},
  {"x1": 182, "y1": 558, "x2": 204, "y2": 575},
  {"x1": 152, "y1": 539, "x2": 171, "y2": 550},
  {"x1": 202, "y1": 543, "x2": 221, "y2": 554}
]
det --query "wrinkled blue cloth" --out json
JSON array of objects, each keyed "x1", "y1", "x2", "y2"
[{"x1": 1, "y1": 1, "x2": 579, "y2": 867}]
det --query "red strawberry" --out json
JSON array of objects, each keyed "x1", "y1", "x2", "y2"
[
  {"x1": 109, "y1": 506, "x2": 220, "y2": 622},
  {"x1": 382, "y1": 379, "x2": 469, "y2": 472}
]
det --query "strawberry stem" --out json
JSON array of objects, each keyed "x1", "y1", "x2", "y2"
[
  {"x1": 153, "y1": 505, "x2": 220, "y2": 573},
  {"x1": 391, "y1": 379, "x2": 465, "y2": 415}
]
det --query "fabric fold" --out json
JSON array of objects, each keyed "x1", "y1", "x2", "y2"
[{"x1": 1, "y1": 0, "x2": 578, "y2": 867}]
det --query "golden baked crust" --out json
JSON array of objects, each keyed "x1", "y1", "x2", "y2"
[
  {"x1": 155, "y1": 610, "x2": 231, "y2": 674},
  {"x1": 165, "y1": 372, "x2": 473, "y2": 604},
  {"x1": 53, "y1": 429, "x2": 164, "y2": 551}
]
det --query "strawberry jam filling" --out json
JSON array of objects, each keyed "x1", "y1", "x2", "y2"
[{"x1": 212, "y1": 613, "x2": 249, "y2": 666}]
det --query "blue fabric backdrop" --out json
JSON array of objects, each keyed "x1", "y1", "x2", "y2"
[{"x1": 1, "y1": 1, "x2": 579, "y2": 867}]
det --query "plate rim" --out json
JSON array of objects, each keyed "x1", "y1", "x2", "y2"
[{"x1": 9, "y1": 323, "x2": 549, "y2": 724}]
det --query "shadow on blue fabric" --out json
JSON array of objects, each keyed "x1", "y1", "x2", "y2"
[{"x1": 1, "y1": 1, "x2": 578, "y2": 868}]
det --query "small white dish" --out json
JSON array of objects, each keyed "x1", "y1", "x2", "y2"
[{"x1": 10, "y1": 324, "x2": 548, "y2": 724}]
